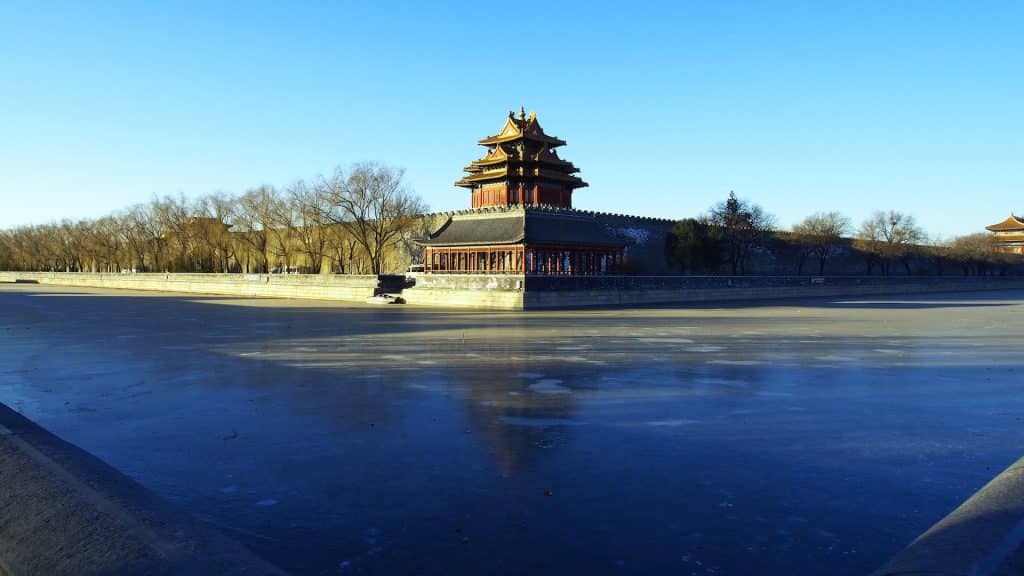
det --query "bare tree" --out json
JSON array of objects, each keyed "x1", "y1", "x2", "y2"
[
  {"x1": 950, "y1": 233, "x2": 1001, "y2": 275},
  {"x1": 205, "y1": 192, "x2": 239, "y2": 272},
  {"x1": 233, "y1": 186, "x2": 278, "y2": 273},
  {"x1": 791, "y1": 211, "x2": 851, "y2": 275},
  {"x1": 855, "y1": 210, "x2": 924, "y2": 275},
  {"x1": 151, "y1": 195, "x2": 192, "y2": 271},
  {"x1": 96, "y1": 216, "x2": 125, "y2": 272},
  {"x1": 288, "y1": 179, "x2": 333, "y2": 273},
  {"x1": 59, "y1": 220, "x2": 88, "y2": 272},
  {"x1": 321, "y1": 222, "x2": 362, "y2": 273},
  {"x1": 923, "y1": 238, "x2": 953, "y2": 276},
  {"x1": 120, "y1": 206, "x2": 152, "y2": 271},
  {"x1": 322, "y1": 163, "x2": 426, "y2": 274},
  {"x1": 268, "y1": 189, "x2": 295, "y2": 272},
  {"x1": 189, "y1": 193, "x2": 238, "y2": 272}
]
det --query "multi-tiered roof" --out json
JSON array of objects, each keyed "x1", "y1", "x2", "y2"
[
  {"x1": 985, "y1": 214, "x2": 1024, "y2": 254},
  {"x1": 456, "y1": 108, "x2": 587, "y2": 209}
]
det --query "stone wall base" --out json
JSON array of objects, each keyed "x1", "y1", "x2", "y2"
[{"x1": 3, "y1": 272, "x2": 1021, "y2": 310}]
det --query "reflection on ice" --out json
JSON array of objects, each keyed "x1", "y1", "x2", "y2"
[{"x1": 501, "y1": 416, "x2": 584, "y2": 427}]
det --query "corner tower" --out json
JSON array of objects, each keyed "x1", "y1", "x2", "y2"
[{"x1": 456, "y1": 108, "x2": 588, "y2": 209}]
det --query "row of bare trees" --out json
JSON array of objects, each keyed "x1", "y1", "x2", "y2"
[
  {"x1": 793, "y1": 209, "x2": 1013, "y2": 276},
  {"x1": 668, "y1": 193, "x2": 1016, "y2": 276},
  {"x1": 0, "y1": 163, "x2": 427, "y2": 275}
]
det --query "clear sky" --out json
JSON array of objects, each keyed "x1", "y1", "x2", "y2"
[{"x1": 1, "y1": 1, "x2": 1021, "y2": 238}]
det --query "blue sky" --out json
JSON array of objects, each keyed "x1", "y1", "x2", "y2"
[{"x1": 1, "y1": 1, "x2": 1021, "y2": 238}]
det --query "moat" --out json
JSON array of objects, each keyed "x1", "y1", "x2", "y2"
[{"x1": 1, "y1": 284, "x2": 1022, "y2": 575}]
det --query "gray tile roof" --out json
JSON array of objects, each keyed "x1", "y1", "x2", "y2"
[
  {"x1": 420, "y1": 210, "x2": 629, "y2": 248},
  {"x1": 419, "y1": 214, "x2": 524, "y2": 246},
  {"x1": 525, "y1": 213, "x2": 629, "y2": 247}
]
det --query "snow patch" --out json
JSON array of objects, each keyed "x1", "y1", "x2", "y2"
[
  {"x1": 528, "y1": 379, "x2": 571, "y2": 394},
  {"x1": 647, "y1": 419, "x2": 699, "y2": 427}
]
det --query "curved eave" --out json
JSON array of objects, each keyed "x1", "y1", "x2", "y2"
[
  {"x1": 456, "y1": 171, "x2": 587, "y2": 188},
  {"x1": 478, "y1": 133, "x2": 567, "y2": 147},
  {"x1": 533, "y1": 169, "x2": 588, "y2": 187},
  {"x1": 468, "y1": 158, "x2": 580, "y2": 172},
  {"x1": 469, "y1": 157, "x2": 509, "y2": 168},
  {"x1": 418, "y1": 238, "x2": 524, "y2": 247},
  {"x1": 531, "y1": 156, "x2": 575, "y2": 169},
  {"x1": 455, "y1": 170, "x2": 507, "y2": 187},
  {"x1": 461, "y1": 168, "x2": 508, "y2": 181}
]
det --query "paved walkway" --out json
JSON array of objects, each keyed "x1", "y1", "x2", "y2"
[
  {"x1": 0, "y1": 403, "x2": 285, "y2": 576},
  {"x1": 873, "y1": 456, "x2": 1024, "y2": 575}
]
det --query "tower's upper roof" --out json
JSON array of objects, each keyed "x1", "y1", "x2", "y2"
[
  {"x1": 455, "y1": 109, "x2": 587, "y2": 191},
  {"x1": 477, "y1": 108, "x2": 567, "y2": 147}
]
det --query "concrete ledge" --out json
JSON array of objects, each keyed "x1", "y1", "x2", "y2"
[
  {"x1": 873, "y1": 456, "x2": 1024, "y2": 576},
  {"x1": 0, "y1": 272, "x2": 377, "y2": 302},
  {"x1": 522, "y1": 280, "x2": 1024, "y2": 309},
  {"x1": 404, "y1": 275, "x2": 1024, "y2": 310},
  {"x1": 402, "y1": 286, "x2": 524, "y2": 310},
  {"x1": 0, "y1": 403, "x2": 286, "y2": 575}
]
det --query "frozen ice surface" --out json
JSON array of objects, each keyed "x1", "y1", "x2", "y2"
[
  {"x1": 528, "y1": 379, "x2": 571, "y2": 394},
  {"x1": 1, "y1": 284, "x2": 1023, "y2": 575}
]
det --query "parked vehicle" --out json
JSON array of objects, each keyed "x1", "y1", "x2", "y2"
[{"x1": 366, "y1": 294, "x2": 404, "y2": 305}]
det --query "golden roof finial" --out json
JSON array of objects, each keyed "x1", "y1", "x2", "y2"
[{"x1": 519, "y1": 106, "x2": 526, "y2": 121}]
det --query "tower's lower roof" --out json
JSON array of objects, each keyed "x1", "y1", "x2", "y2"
[{"x1": 419, "y1": 208, "x2": 631, "y2": 248}]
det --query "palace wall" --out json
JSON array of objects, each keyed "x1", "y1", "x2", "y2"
[{"x1": 588, "y1": 212, "x2": 676, "y2": 274}]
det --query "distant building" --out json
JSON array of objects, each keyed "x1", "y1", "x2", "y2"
[
  {"x1": 420, "y1": 109, "x2": 672, "y2": 275},
  {"x1": 186, "y1": 216, "x2": 232, "y2": 233},
  {"x1": 985, "y1": 215, "x2": 1024, "y2": 254}
]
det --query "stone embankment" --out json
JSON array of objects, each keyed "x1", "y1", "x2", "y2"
[
  {"x1": 522, "y1": 275, "x2": 1024, "y2": 309},
  {"x1": 0, "y1": 272, "x2": 377, "y2": 302},
  {"x1": 2, "y1": 271, "x2": 1023, "y2": 309},
  {"x1": 404, "y1": 274, "x2": 1024, "y2": 309},
  {"x1": 0, "y1": 402, "x2": 286, "y2": 575},
  {"x1": 874, "y1": 455, "x2": 1024, "y2": 575}
]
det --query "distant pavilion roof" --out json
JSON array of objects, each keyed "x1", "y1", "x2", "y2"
[{"x1": 986, "y1": 215, "x2": 1024, "y2": 232}]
